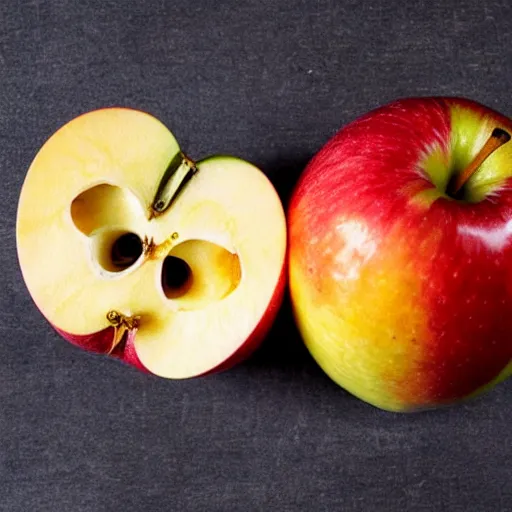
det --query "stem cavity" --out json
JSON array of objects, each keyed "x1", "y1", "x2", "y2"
[{"x1": 449, "y1": 127, "x2": 511, "y2": 198}]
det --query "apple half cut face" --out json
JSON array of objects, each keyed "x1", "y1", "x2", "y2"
[{"x1": 17, "y1": 108, "x2": 287, "y2": 378}]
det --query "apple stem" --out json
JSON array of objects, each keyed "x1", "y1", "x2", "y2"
[
  {"x1": 150, "y1": 152, "x2": 198, "y2": 219},
  {"x1": 106, "y1": 310, "x2": 140, "y2": 354},
  {"x1": 448, "y1": 128, "x2": 511, "y2": 198}
]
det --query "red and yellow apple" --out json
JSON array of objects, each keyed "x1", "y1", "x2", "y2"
[
  {"x1": 289, "y1": 97, "x2": 512, "y2": 411},
  {"x1": 17, "y1": 108, "x2": 286, "y2": 377}
]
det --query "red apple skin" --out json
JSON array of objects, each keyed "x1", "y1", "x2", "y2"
[
  {"x1": 53, "y1": 324, "x2": 148, "y2": 372},
  {"x1": 289, "y1": 97, "x2": 512, "y2": 410},
  {"x1": 50, "y1": 262, "x2": 287, "y2": 377}
]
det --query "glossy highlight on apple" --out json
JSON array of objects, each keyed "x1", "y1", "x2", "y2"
[{"x1": 289, "y1": 97, "x2": 512, "y2": 411}]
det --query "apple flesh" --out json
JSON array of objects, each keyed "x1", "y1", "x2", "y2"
[
  {"x1": 289, "y1": 97, "x2": 512, "y2": 411},
  {"x1": 17, "y1": 108, "x2": 287, "y2": 377}
]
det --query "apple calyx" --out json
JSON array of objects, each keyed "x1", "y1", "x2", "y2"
[
  {"x1": 448, "y1": 127, "x2": 511, "y2": 198},
  {"x1": 106, "y1": 310, "x2": 140, "y2": 354},
  {"x1": 149, "y1": 152, "x2": 198, "y2": 219}
]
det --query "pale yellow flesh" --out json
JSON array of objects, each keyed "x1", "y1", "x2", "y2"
[{"x1": 17, "y1": 108, "x2": 286, "y2": 378}]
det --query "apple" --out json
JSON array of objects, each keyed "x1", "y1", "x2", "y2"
[
  {"x1": 17, "y1": 108, "x2": 287, "y2": 377},
  {"x1": 289, "y1": 97, "x2": 512, "y2": 412}
]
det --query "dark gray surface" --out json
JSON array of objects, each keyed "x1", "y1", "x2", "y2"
[{"x1": 1, "y1": 1, "x2": 511, "y2": 510}]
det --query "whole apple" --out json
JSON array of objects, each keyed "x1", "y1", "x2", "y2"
[
  {"x1": 289, "y1": 97, "x2": 512, "y2": 412},
  {"x1": 17, "y1": 108, "x2": 287, "y2": 377}
]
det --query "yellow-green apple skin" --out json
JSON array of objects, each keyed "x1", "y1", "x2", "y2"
[{"x1": 289, "y1": 97, "x2": 512, "y2": 412}]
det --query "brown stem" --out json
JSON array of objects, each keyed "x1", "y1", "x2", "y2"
[{"x1": 449, "y1": 128, "x2": 511, "y2": 197}]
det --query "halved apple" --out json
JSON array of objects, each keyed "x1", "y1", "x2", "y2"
[{"x1": 17, "y1": 108, "x2": 287, "y2": 378}]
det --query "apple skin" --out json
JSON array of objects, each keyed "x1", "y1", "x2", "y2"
[
  {"x1": 51, "y1": 262, "x2": 286, "y2": 377},
  {"x1": 53, "y1": 324, "x2": 148, "y2": 372},
  {"x1": 289, "y1": 97, "x2": 512, "y2": 412}
]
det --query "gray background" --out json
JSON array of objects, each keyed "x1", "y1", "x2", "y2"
[{"x1": 1, "y1": 0, "x2": 511, "y2": 510}]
